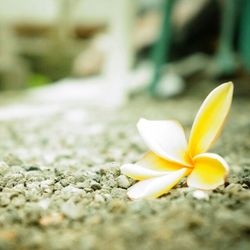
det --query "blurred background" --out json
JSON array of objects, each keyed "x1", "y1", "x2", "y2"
[{"x1": 0, "y1": 0, "x2": 250, "y2": 102}]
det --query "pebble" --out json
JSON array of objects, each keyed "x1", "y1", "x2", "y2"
[
  {"x1": 94, "y1": 193, "x2": 105, "y2": 203},
  {"x1": 38, "y1": 198, "x2": 50, "y2": 210},
  {"x1": 39, "y1": 212, "x2": 64, "y2": 226},
  {"x1": 90, "y1": 181, "x2": 101, "y2": 190},
  {"x1": 103, "y1": 193, "x2": 112, "y2": 202},
  {"x1": 13, "y1": 183, "x2": 25, "y2": 191},
  {"x1": 60, "y1": 179, "x2": 70, "y2": 187},
  {"x1": 111, "y1": 188, "x2": 127, "y2": 198},
  {"x1": 40, "y1": 179, "x2": 54, "y2": 188},
  {"x1": 25, "y1": 189, "x2": 41, "y2": 202},
  {"x1": 26, "y1": 182, "x2": 40, "y2": 189},
  {"x1": 12, "y1": 195, "x2": 26, "y2": 207},
  {"x1": 53, "y1": 182, "x2": 63, "y2": 191},
  {"x1": 0, "y1": 195, "x2": 11, "y2": 206},
  {"x1": 117, "y1": 175, "x2": 130, "y2": 189},
  {"x1": 225, "y1": 183, "x2": 243, "y2": 193},
  {"x1": 62, "y1": 185, "x2": 82, "y2": 194},
  {"x1": 242, "y1": 176, "x2": 250, "y2": 187},
  {"x1": 75, "y1": 182, "x2": 85, "y2": 189},
  {"x1": 192, "y1": 190, "x2": 210, "y2": 201},
  {"x1": 110, "y1": 199, "x2": 126, "y2": 213},
  {"x1": 61, "y1": 201, "x2": 84, "y2": 220}
]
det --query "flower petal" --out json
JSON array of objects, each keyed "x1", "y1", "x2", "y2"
[
  {"x1": 127, "y1": 168, "x2": 188, "y2": 199},
  {"x1": 188, "y1": 82, "x2": 233, "y2": 157},
  {"x1": 121, "y1": 152, "x2": 184, "y2": 180},
  {"x1": 137, "y1": 119, "x2": 191, "y2": 166},
  {"x1": 187, "y1": 153, "x2": 229, "y2": 190}
]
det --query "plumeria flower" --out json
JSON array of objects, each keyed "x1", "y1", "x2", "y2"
[{"x1": 121, "y1": 82, "x2": 233, "y2": 199}]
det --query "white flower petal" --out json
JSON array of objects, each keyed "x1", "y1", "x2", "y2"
[
  {"x1": 137, "y1": 119, "x2": 191, "y2": 166},
  {"x1": 127, "y1": 168, "x2": 188, "y2": 199},
  {"x1": 121, "y1": 152, "x2": 185, "y2": 180},
  {"x1": 121, "y1": 164, "x2": 170, "y2": 180}
]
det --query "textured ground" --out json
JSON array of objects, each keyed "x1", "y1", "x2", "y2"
[{"x1": 0, "y1": 84, "x2": 249, "y2": 250}]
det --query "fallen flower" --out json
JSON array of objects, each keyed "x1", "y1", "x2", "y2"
[{"x1": 121, "y1": 82, "x2": 233, "y2": 199}]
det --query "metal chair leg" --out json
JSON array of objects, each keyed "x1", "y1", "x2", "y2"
[{"x1": 149, "y1": 0, "x2": 174, "y2": 96}]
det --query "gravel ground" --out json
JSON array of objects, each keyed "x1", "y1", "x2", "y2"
[{"x1": 0, "y1": 85, "x2": 249, "y2": 250}]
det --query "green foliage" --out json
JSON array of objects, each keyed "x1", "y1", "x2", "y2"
[
  {"x1": 27, "y1": 73, "x2": 50, "y2": 88},
  {"x1": 239, "y1": 0, "x2": 250, "y2": 72},
  {"x1": 149, "y1": 0, "x2": 174, "y2": 96}
]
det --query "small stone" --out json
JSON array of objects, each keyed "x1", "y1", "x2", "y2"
[
  {"x1": 40, "y1": 179, "x2": 54, "y2": 188},
  {"x1": 23, "y1": 205, "x2": 42, "y2": 223},
  {"x1": 25, "y1": 189, "x2": 41, "y2": 202},
  {"x1": 242, "y1": 177, "x2": 250, "y2": 187},
  {"x1": 26, "y1": 182, "x2": 40, "y2": 189},
  {"x1": 38, "y1": 198, "x2": 50, "y2": 210},
  {"x1": 94, "y1": 193, "x2": 105, "y2": 203},
  {"x1": 53, "y1": 182, "x2": 62, "y2": 191},
  {"x1": 12, "y1": 195, "x2": 26, "y2": 207},
  {"x1": 90, "y1": 181, "x2": 101, "y2": 190},
  {"x1": 225, "y1": 183, "x2": 242, "y2": 193},
  {"x1": 111, "y1": 188, "x2": 127, "y2": 198},
  {"x1": 59, "y1": 176, "x2": 76, "y2": 187},
  {"x1": 13, "y1": 183, "x2": 25, "y2": 192},
  {"x1": 61, "y1": 201, "x2": 84, "y2": 220},
  {"x1": 25, "y1": 165, "x2": 41, "y2": 171},
  {"x1": 9, "y1": 166, "x2": 25, "y2": 175},
  {"x1": 39, "y1": 212, "x2": 64, "y2": 226},
  {"x1": 75, "y1": 182, "x2": 85, "y2": 189},
  {"x1": 62, "y1": 185, "x2": 82, "y2": 194},
  {"x1": 60, "y1": 179, "x2": 70, "y2": 187},
  {"x1": 117, "y1": 175, "x2": 130, "y2": 189},
  {"x1": 0, "y1": 195, "x2": 10, "y2": 206},
  {"x1": 192, "y1": 190, "x2": 209, "y2": 201},
  {"x1": 109, "y1": 199, "x2": 126, "y2": 213}
]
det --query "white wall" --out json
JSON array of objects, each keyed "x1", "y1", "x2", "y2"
[{"x1": 0, "y1": 0, "x2": 113, "y2": 25}]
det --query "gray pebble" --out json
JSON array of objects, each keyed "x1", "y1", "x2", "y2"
[
  {"x1": 117, "y1": 175, "x2": 130, "y2": 189},
  {"x1": 94, "y1": 193, "x2": 105, "y2": 203},
  {"x1": 61, "y1": 201, "x2": 84, "y2": 220},
  {"x1": 90, "y1": 181, "x2": 101, "y2": 190},
  {"x1": 0, "y1": 195, "x2": 10, "y2": 206},
  {"x1": 12, "y1": 195, "x2": 26, "y2": 207}
]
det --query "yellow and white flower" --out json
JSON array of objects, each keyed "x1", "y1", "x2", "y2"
[{"x1": 121, "y1": 82, "x2": 234, "y2": 199}]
